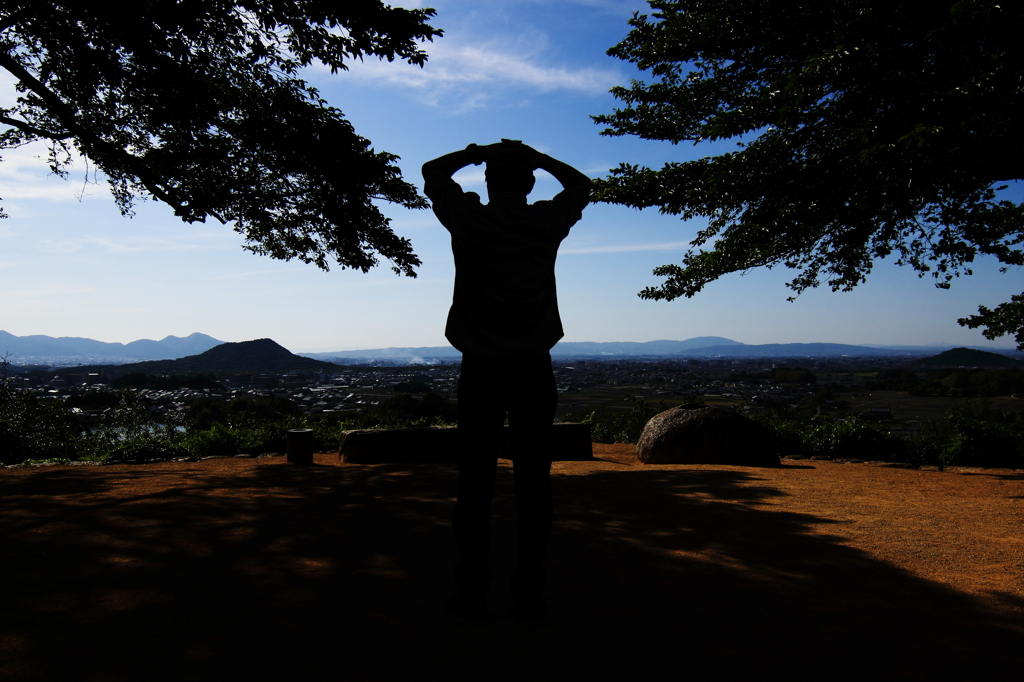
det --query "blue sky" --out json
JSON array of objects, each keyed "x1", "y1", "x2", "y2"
[{"x1": 1, "y1": 0, "x2": 1020, "y2": 352}]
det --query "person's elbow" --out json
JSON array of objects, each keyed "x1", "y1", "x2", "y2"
[{"x1": 569, "y1": 174, "x2": 593, "y2": 195}]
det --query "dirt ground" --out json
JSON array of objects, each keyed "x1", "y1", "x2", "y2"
[{"x1": 2, "y1": 445, "x2": 1022, "y2": 681}]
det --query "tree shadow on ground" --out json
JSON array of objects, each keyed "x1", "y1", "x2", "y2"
[{"x1": 1, "y1": 459, "x2": 1021, "y2": 681}]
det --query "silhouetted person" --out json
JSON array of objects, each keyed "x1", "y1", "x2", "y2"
[{"x1": 422, "y1": 140, "x2": 591, "y2": 620}]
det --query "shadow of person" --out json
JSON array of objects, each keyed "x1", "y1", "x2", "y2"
[{"x1": 1, "y1": 460, "x2": 1022, "y2": 680}]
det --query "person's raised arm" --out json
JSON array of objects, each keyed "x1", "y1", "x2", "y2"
[{"x1": 535, "y1": 152, "x2": 593, "y2": 195}]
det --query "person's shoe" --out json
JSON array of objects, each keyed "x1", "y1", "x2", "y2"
[{"x1": 445, "y1": 591, "x2": 488, "y2": 621}]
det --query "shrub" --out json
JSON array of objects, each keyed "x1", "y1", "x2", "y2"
[
  {"x1": 748, "y1": 410, "x2": 806, "y2": 456},
  {"x1": 104, "y1": 389, "x2": 153, "y2": 441},
  {"x1": 802, "y1": 418, "x2": 909, "y2": 462},
  {"x1": 234, "y1": 423, "x2": 288, "y2": 454},
  {"x1": 914, "y1": 401, "x2": 1024, "y2": 468},
  {"x1": 749, "y1": 412, "x2": 910, "y2": 463},
  {"x1": 306, "y1": 416, "x2": 348, "y2": 451},
  {"x1": 108, "y1": 436, "x2": 188, "y2": 463},
  {"x1": 0, "y1": 389, "x2": 95, "y2": 464},
  {"x1": 183, "y1": 422, "x2": 238, "y2": 458},
  {"x1": 575, "y1": 399, "x2": 664, "y2": 444}
]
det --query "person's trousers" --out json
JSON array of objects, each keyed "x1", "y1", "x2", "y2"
[{"x1": 453, "y1": 351, "x2": 557, "y2": 597}]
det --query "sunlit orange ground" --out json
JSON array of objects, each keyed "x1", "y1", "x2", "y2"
[{"x1": 1, "y1": 445, "x2": 1022, "y2": 680}]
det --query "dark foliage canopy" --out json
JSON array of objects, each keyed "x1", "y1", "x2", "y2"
[
  {"x1": 594, "y1": 0, "x2": 1024, "y2": 348},
  {"x1": 0, "y1": 1, "x2": 442, "y2": 275}
]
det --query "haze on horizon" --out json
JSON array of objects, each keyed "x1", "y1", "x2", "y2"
[{"x1": 3, "y1": 1, "x2": 1020, "y2": 353}]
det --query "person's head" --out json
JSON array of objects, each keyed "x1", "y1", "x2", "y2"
[{"x1": 485, "y1": 157, "x2": 535, "y2": 198}]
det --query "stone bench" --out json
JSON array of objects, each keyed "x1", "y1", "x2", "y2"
[{"x1": 338, "y1": 422, "x2": 593, "y2": 464}]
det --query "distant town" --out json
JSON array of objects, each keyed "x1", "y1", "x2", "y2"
[
  {"x1": 4, "y1": 353, "x2": 1007, "y2": 424},
  {"x1": 4, "y1": 331, "x2": 1023, "y2": 432}
]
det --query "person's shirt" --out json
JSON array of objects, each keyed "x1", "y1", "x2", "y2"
[{"x1": 424, "y1": 176, "x2": 589, "y2": 357}]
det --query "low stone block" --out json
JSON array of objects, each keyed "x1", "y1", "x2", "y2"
[{"x1": 338, "y1": 422, "x2": 593, "y2": 464}]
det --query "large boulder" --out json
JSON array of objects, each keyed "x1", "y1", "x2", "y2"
[{"x1": 636, "y1": 406, "x2": 780, "y2": 466}]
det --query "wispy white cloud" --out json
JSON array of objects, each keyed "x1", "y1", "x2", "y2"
[
  {"x1": 561, "y1": 240, "x2": 691, "y2": 254},
  {"x1": 335, "y1": 33, "x2": 621, "y2": 109},
  {"x1": 371, "y1": 42, "x2": 617, "y2": 92},
  {"x1": 451, "y1": 90, "x2": 489, "y2": 115}
]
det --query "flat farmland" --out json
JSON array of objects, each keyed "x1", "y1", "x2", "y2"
[
  {"x1": 845, "y1": 390, "x2": 1024, "y2": 421},
  {"x1": 556, "y1": 384, "x2": 742, "y2": 419}
]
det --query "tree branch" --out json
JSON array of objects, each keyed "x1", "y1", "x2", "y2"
[
  {"x1": 0, "y1": 114, "x2": 72, "y2": 140},
  {"x1": 0, "y1": 50, "x2": 196, "y2": 216}
]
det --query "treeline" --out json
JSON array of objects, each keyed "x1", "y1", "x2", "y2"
[
  {"x1": 0, "y1": 384, "x2": 456, "y2": 466},
  {"x1": 866, "y1": 367, "x2": 1024, "y2": 396}
]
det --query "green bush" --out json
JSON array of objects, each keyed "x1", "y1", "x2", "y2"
[
  {"x1": 748, "y1": 412, "x2": 910, "y2": 463},
  {"x1": 234, "y1": 423, "x2": 289, "y2": 454},
  {"x1": 108, "y1": 436, "x2": 188, "y2": 463},
  {"x1": 0, "y1": 389, "x2": 95, "y2": 464},
  {"x1": 104, "y1": 389, "x2": 153, "y2": 441},
  {"x1": 748, "y1": 410, "x2": 806, "y2": 455},
  {"x1": 913, "y1": 401, "x2": 1024, "y2": 468},
  {"x1": 306, "y1": 416, "x2": 347, "y2": 451},
  {"x1": 572, "y1": 399, "x2": 664, "y2": 444},
  {"x1": 802, "y1": 418, "x2": 910, "y2": 462},
  {"x1": 183, "y1": 422, "x2": 238, "y2": 458}
]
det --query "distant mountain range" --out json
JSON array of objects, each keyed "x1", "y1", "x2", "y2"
[
  {"x1": 301, "y1": 338, "x2": 1022, "y2": 361},
  {"x1": 0, "y1": 331, "x2": 222, "y2": 363},
  {"x1": 5, "y1": 331, "x2": 1020, "y2": 367}
]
